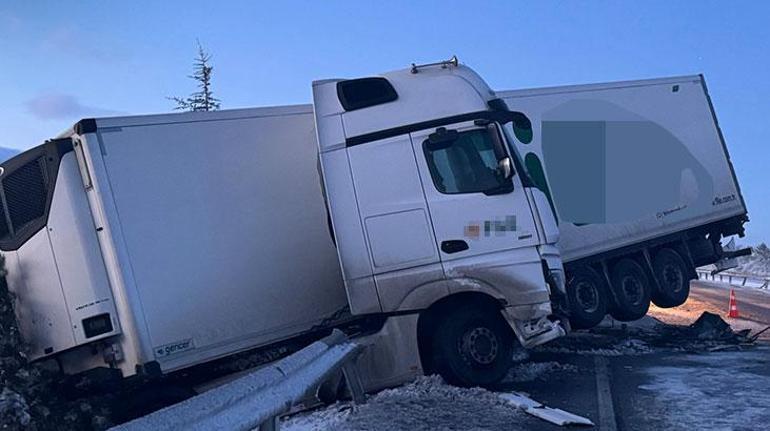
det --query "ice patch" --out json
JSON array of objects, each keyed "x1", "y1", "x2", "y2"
[{"x1": 637, "y1": 348, "x2": 770, "y2": 430}]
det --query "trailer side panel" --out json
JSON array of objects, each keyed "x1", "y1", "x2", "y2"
[
  {"x1": 499, "y1": 76, "x2": 746, "y2": 262},
  {"x1": 88, "y1": 110, "x2": 348, "y2": 372}
]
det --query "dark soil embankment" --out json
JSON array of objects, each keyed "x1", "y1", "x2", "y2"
[{"x1": 0, "y1": 255, "x2": 113, "y2": 430}]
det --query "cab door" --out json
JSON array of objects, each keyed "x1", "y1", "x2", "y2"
[
  {"x1": 346, "y1": 134, "x2": 444, "y2": 310},
  {"x1": 409, "y1": 121, "x2": 541, "y2": 280}
]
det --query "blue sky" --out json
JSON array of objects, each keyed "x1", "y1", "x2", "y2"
[{"x1": 1, "y1": 1, "x2": 768, "y2": 244}]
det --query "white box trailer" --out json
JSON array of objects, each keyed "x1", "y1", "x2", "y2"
[
  {"x1": 498, "y1": 75, "x2": 748, "y2": 328},
  {"x1": 1, "y1": 60, "x2": 568, "y2": 389},
  {"x1": 1, "y1": 105, "x2": 349, "y2": 375}
]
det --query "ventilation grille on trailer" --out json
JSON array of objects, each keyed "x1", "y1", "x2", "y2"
[
  {"x1": 0, "y1": 157, "x2": 50, "y2": 243},
  {"x1": 0, "y1": 198, "x2": 8, "y2": 240}
]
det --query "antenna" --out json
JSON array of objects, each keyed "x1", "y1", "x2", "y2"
[{"x1": 410, "y1": 55, "x2": 459, "y2": 74}]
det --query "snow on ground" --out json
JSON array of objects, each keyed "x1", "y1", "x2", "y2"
[
  {"x1": 636, "y1": 346, "x2": 770, "y2": 430},
  {"x1": 281, "y1": 376, "x2": 530, "y2": 431},
  {"x1": 735, "y1": 243, "x2": 770, "y2": 277}
]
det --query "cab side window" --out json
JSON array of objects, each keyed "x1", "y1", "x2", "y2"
[{"x1": 422, "y1": 129, "x2": 507, "y2": 194}]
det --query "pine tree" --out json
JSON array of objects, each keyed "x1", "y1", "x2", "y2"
[{"x1": 169, "y1": 41, "x2": 221, "y2": 111}]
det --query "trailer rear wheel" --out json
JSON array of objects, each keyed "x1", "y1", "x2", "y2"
[
  {"x1": 651, "y1": 248, "x2": 690, "y2": 308},
  {"x1": 431, "y1": 305, "x2": 513, "y2": 388},
  {"x1": 608, "y1": 259, "x2": 651, "y2": 321},
  {"x1": 566, "y1": 267, "x2": 609, "y2": 329}
]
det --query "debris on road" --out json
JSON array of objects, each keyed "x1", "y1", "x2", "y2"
[
  {"x1": 536, "y1": 311, "x2": 764, "y2": 357},
  {"x1": 748, "y1": 325, "x2": 770, "y2": 342},
  {"x1": 634, "y1": 311, "x2": 760, "y2": 353},
  {"x1": 500, "y1": 392, "x2": 594, "y2": 427},
  {"x1": 689, "y1": 311, "x2": 738, "y2": 341}
]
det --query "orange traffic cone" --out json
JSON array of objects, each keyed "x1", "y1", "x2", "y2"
[{"x1": 727, "y1": 289, "x2": 740, "y2": 318}]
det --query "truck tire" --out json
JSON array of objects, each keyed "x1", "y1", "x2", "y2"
[
  {"x1": 608, "y1": 259, "x2": 651, "y2": 321},
  {"x1": 651, "y1": 248, "x2": 690, "y2": 308},
  {"x1": 431, "y1": 305, "x2": 513, "y2": 388},
  {"x1": 566, "y1": 267, "x2": 608, "y2": 329}
]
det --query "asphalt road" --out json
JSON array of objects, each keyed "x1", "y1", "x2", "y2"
[
  {"x1": 504, "y1": 344, "x2": 770, "y2": 431},
  {"x1": 498, "y1": 282, "x2": 770, "y2": 430},
  {"x1": 689, "y1": 280, "x2": 770, "y2": 325},
  {"x1": 234, "y1": 281, "x2": 770, "y2": 430}
]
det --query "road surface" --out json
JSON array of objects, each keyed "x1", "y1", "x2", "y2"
[
  {"x1": 285, "y1": 279, "x2": 770, "y2": 430},
  {"x1": 647, "y1": 280, "x2": 770, "y2": 339},
  {"x1": 689, "y1": 280, "x2": 770, "y2": 324}
]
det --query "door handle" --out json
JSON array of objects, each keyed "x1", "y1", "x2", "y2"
[{"x1": 441, "y1": 240, "x2": 469, "y2": 254}]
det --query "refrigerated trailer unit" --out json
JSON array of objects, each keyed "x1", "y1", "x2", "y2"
[
  {"x1": 1, "y1": 105, "x2": 350, "y2": 376},
  {"x1": 0, "y1": 61, "x2": 567, "y2": 389},
  {"x1": 498, "y1": 75, "x2": 748, "y2": 328}
]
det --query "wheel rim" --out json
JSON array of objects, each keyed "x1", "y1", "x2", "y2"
[
  {"x1": 621, "y1": 275, "x2": 644, "y2": 306},
  {"x1": 575, "y1": 280, "x2": 599, "y2": 313},
  {"x1": 459, "y1": 326, "x2": 499, "y2": 366},
  {"x1": 662, "y1": 264, "x2": 684, "y2": 293}
]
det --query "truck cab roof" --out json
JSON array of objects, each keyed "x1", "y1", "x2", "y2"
[{"x1": 312, "y1": 62, "x2": 498, "y2": 151}]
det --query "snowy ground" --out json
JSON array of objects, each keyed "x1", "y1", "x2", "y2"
[
  {"x1": 282, "y1": 376, "x2": 529, "y2": 431},
  {"x1": 281, "y1": 342, "x2": 770, "y2": 431},
  {"x1": 735, "y1": 243, "x2": 770, "y2": 276},
  {"x1": 281, "y1": 361, "x2": 583, "y2": 431}
]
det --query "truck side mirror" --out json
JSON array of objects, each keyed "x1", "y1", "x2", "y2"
[
  {"x1": 498, "y1": 157, "x2": 513, "y2": 180},
  {"x1": 488, "y1": 124, "x2": 515, "y2": 180}
]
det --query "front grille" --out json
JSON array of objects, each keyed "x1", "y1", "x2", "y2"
[{"x1": 3, "y1": 157, "x2": 48, "y2": 233}]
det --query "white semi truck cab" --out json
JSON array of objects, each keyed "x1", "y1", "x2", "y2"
[{"x1": 312, "y1": 58, "x2": 567, "y2": 360}]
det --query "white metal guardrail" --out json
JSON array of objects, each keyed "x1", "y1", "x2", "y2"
[
  {"x1": 697, "y1": 269, "x2": 770, "y2": 289},
  {"x1": 111, "y1": 329, "x2": 365, "y2": 431}
]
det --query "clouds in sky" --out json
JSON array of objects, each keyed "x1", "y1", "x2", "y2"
[
  {"x1": 40, "y1": 26, "x2": 119, "y2": 63},
  {"x1": 25, "y1": 93, "x2": 120, "y2": 120},
  {"x1": 1, "y1": 12, "x2": 120, "y2": 62}
]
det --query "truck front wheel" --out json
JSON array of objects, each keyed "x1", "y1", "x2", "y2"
[
  {"x1": 431, "y1": 306, "x2": 513, "y2": 388},
  {"x1": 566, "y1": 267, "x2": 609, "y2": 329},
  {"x1": 608, "y1": 259, "x2": 651, "y2": 321},
  {"x1": 651, "y1": 248, "x2": 691, "y2": 308}
]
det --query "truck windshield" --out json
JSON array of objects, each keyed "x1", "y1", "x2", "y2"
[{"x1": 422, "y1": 129, "x2": 510, "y2": 194}]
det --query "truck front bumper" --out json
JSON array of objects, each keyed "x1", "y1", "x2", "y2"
[{"x1": 500, "y1": 304, "x2": 567, "y2": 348}]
